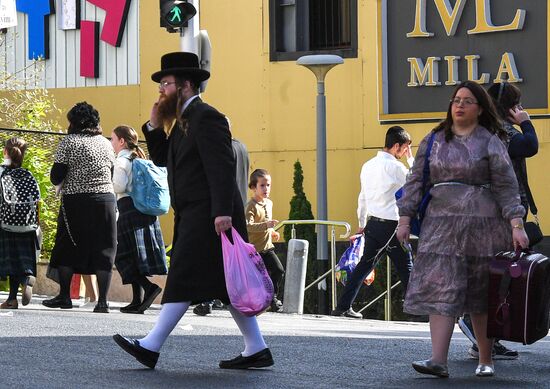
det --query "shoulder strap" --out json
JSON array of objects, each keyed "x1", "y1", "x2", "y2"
[
  {"x1": 517, "y1": 167, "x2": 537, "y2": 215},
  {"x1": 421, "y1": 132, "x2": 436, "y2": 193}
]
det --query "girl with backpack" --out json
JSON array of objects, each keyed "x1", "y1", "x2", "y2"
[
  {"x1": 111, "y1": 125, "x2": 167, "y2": 314},
  {"x1": 0, "y1": 137, "x2": 39, "y2": 309}
]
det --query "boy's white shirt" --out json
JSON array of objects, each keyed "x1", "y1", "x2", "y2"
[{"x1": 357, "y1": 152, "x2": 414, "y2": 227}]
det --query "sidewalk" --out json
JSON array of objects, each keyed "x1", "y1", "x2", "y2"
[{"x1": 0, "y1": 291, "x2": 162, "y2": 311}]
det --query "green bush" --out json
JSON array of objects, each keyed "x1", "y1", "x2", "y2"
[{"x1": 283, "y1": 160, "x2": 321, "y2": 313}]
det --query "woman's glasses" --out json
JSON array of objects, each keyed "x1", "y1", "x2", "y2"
[{"x1": 450, "y1": 97, "x2": 478, "y2": 106}]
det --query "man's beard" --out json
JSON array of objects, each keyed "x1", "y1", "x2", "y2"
[{"x1": 157, "y1": 92, "x2": 178, "y2": 126}]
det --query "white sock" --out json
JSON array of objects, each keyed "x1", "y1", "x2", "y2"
[
  {"x1": 138, "y1": 301, "x2": 190, "y2": 352},
  {"x1": 228, "y1": 305, "x2": 268, "y2": 356}
]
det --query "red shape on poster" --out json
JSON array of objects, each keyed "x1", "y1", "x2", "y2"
[
  {"x1": 80, "y1": 20, "x2": 100, "y2": 78},
  {"x1": 86, "y1": 0, "x2": 132, "y2": 47}
]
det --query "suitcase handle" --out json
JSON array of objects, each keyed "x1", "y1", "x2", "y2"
[{"x1": 511, "y1": 248, "x2": 533, "y2": 262}]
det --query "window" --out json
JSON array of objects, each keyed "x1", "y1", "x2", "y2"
[{"x1": 269, "y1": 0, "x2": 357, "y2": 61}]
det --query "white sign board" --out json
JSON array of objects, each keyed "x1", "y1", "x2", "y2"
[
  {"x1": 57, "y1": 0, "x2": 78, "y2": 30},
  {"x1": 0, "y1": 0, "x2": 17, "y2": 29}
]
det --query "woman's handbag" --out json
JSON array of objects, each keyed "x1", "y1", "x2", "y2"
[{"x1": 221, "y1": 227, "x2": 274, "y2": 316}]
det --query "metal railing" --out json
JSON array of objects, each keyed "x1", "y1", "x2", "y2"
[
  {"x1": 273, "y1": 220, "x2": 351, "y2": 310},
  {"x1": 357, "y1": 255, "x2": 402, "y2": 321}
]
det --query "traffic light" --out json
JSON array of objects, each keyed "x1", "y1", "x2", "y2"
[{"x1": 160, "y1": 0, "x2": 196, "y2": 32}]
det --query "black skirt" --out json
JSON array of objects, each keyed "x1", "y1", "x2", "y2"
[
  {"x1": 0, "y1": 228, "x2": 37, "y2": 278},
  {"x1": 115, "y1": 197, "x2": 167, "y2": 284},
  {"x1": 161, "y1": 195, "x2": 247, "y2": 305},
  {"x1": 49, "y1": 193, "x2": 116, "y2": 274}
]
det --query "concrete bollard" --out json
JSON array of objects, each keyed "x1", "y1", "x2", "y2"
[{"x1": 283, "y1": 239, "x2": 309, "y2": 314}]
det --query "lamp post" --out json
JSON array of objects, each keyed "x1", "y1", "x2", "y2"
[{"x1": 297, "y1": 54, "x2": 343, "y2": 314}]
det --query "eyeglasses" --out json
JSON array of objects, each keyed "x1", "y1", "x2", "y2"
[
  {"x1": 450, "y1": 97, "x2": 478, "y2": 106},
  {"x1": 158, "y1": 81, "x2": 177, "y2": 90}
]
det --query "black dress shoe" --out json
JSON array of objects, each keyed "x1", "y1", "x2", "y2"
[
  {"x1": 113, "y1": 334, "x2": 159, "y2": 369},
  {"x1": 137, "y1": 285, "x2": 162, "y2": 313},
  {"x1": 219, "y1": 348, "x2": 274, "y2": 369},
  {"x1": 93, "y1": 301, "x2": 110, "y2": 313},
  {"x1": 42, "y1": 295, "x2": 73, "y2": 309},
  {"x1": 120, "y1": 302, "x2": 144, "y2": 314},
  {"x1": 193, "y1": 302, "x2": 213, "y2": 316}
]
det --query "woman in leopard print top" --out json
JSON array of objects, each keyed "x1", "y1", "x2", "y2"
[{"x1": 43, "y1": 102, "x2": 116, "y2": 313}]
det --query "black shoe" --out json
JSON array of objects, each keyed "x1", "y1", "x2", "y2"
[
  {"x1": 137, "y1": 285, "x2": 162, "y2": 313},
  {"x1": 120, "y1": 302, "x2": 144, "y2": 314},
  {"x1": 493, "y1": 341, "x2": 519, "y2": 360},
  {"x1": 212, "y1": 299, "x2": 225, "y2": 310},
  {"x1": 330, "y1": 308, "x2": 362, "y2": 319},
  {"x1": 219, "y1": 348, "x2": 274, "y2": 369},
  {"x1": 113, "y1": 334, "x2": 159, "y2": 369},
  {"x1": 42, "y1": 295, "x2": 73, "y2": 309},
  {"x1": 270, "y1": 298, "x2": 283, "y2": 313},
  {"x1": 193, "y1": 302, "x2": 213, "y2": 316},
  {"x1": 93, "y1": 301, "x2": 110, "y2": 313},
  {"x1": 469, "y1": 342, "x2": 519, "y2": 360}
]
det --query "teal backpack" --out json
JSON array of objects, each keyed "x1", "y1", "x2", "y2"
[{"x1": 129, "y1": 158, "x2": 170, "y2": 216}]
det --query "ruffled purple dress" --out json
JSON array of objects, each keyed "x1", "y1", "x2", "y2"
[{"x1": 398, "y1": 127, "x2": 525, "y2": 316}]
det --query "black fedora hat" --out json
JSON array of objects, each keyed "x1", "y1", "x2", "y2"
[{"x1": 151, "y1": 52, "x2": 210, "y2": 83}]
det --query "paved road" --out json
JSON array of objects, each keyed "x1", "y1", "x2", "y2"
[{"x1": 1, "y1": 294, "x2": 549, "y2": 388}]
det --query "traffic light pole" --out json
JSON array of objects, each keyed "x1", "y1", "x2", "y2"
[{"x1": 180, "y1": 0, "x2": 199, "y2": 54}]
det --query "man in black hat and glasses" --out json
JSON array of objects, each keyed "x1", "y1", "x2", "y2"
[{"x1": 113, "y1": 52, "x2": 274, "y2": 370}]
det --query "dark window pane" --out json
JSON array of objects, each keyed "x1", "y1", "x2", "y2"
[
  {"x1": 270, "y1": 0, "x2": 357, "y2": 61},
  {"x1": 309, "y1": 0, "x2": 351, "y2": 50}
]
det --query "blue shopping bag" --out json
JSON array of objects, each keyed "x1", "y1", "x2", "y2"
[{"x1": 335, "y1": 234, "x2": 365, "y2": 286}]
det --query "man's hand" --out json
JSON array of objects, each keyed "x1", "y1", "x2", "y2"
[
  {"x1": 150, "y1": 101, "x2": 161, "y2": 128},
  {"x1": 214, "y1": 216, "x2": 232, "y2": 235},
  {"x1": 404, "y1": 144, "x2": 413, "y2": 159}
]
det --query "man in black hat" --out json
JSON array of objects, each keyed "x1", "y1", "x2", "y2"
[{"x1": 113, "y1": 52, "x2": 274, "y2": 370}]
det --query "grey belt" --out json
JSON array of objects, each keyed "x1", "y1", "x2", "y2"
[{"x1": 433, "y1": 182, "x2": 490, "y2": 189}]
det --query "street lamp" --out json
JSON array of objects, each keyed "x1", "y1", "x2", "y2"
[{"x1": 297, "y1": 54, "x2": 343, "y2": 314}]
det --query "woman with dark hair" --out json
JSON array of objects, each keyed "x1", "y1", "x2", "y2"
[
  {"x1": 397, "y1": 81, "x2": 529, "y2": 378},
  {"x1": 111, "y1": 125, "x2": 167, "y2": 314},
  {"x1": 487, "y1": 82, "x2": 538, "y2": 212},
  {"x1": 458, "y1": 82, "x2": 539, "y2": 360},
  {"x1": 43, "y1": 102, "x2": 116, "y2": 313},
  {"x1": 0, "y1": 137, "x2": 39, "y2": 309}
]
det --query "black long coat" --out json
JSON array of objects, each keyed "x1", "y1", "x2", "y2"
[{"x1": 142, "y1": 97, "x2": 247, "y2": 304}]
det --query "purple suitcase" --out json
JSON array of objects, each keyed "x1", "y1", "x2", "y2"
[{"x1": 487, "y1": 250, "x2": 550, "y2": 345}]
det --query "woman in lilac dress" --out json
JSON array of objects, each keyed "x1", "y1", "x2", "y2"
[{"x1": 397, "y1": 81, "x2": 529, "y2": 378}]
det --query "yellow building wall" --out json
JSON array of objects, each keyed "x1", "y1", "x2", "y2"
[{"x1": 43, "y1": 0, "x2": 549, "y2": 241}]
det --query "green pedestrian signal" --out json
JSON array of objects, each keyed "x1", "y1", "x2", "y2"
[
  {"x1": 169, "y1": 6, "x2": 182, "y2": 23},
  {"x1": 160, "y1": 0, "x2": 196, "y2": 31}
]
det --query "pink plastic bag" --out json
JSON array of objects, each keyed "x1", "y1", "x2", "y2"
[{"x1": 221, "y1": 227, "x2": 274, "y2": 316}]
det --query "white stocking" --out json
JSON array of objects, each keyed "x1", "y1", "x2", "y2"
[
  {"x1": 138, "y1": 301, "x2": 190, "y2": 352},
  {"x1": 228, "y1": 305, "x2": 268, "y2": 356}
]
